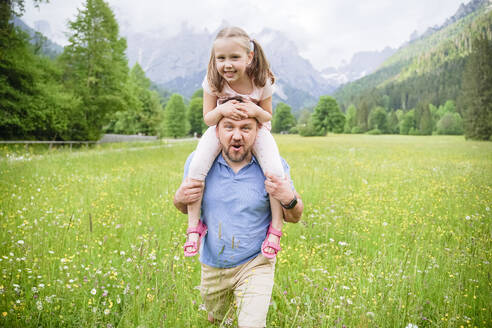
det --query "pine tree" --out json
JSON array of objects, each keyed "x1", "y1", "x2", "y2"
[
  {"x1": 343, "y1": 104, "x2": 357, "y2": 133},
  {"x1": 399, "y1": 109, "x2": 416, "y2": 135},
  {"x1": 311, "y1": 96, "x2": 344, "y2": 136},
  {"x1": 388, "y1": 111, "x2": 400, "y2": 134},
  {"x1": 0, "y1": 1, "x2": 77, "y2": 140},
  {"x1": 272, "y1": 103, "x2": 296, "y2": 133},
  {"x1": 419, "y1": 105, "x2": 433, "y2": 135},
  {"x1": 460, "y1": 36, "x2": 492, "y2": 140},
  {"x1": 163, "y1": 93, "x2": 187, "y2": 138},
  {"x1": 188, "y1": 97, "x2": 205, "y2": 136},
  {"x1": 368, "y1": 106, "x2": 389, "y2": 133},
  {"x1": 60, "y1": 0, "x2": 129, "y2": 141},
  {"x1": 356, "y1": 100, "x2": 370, "y2": 133}
]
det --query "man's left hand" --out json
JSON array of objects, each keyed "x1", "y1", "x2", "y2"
[{"x1": 264, "y1": 172, "x2": 295, "y2": 205}]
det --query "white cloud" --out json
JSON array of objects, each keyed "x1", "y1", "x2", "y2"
[{"x1": 22, "y1": 0, "x2": 469, "y2": 70}]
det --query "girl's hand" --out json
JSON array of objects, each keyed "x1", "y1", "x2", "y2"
[
  {"x1": 233, "y1": 100, "x2": 260, "y2": 118},
  {"x1": 219, "y1": 100, "x2": 248, "y2": 121}
]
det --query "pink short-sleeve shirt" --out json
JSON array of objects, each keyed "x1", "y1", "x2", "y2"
[{"x1": 202, "y1": 76, "x2": 273, "y2": 105}]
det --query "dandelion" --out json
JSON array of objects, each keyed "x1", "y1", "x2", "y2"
[
  {"x1": 91, "y1": 288, "x2": 97, "y2": 295},
  {"x1": 2, "y1": 312, "x2": 7, "y2": 317}
]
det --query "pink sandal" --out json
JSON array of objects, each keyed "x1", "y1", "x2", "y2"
[
  {"x1": 261, "y1": 224, "x2": 282, "y2": 259},
  {"x1": 184, "y1": 220, "x2": 208, "y2": 257}
]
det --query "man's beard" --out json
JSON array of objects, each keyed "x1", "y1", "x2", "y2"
[{"x1": 223, "y1": 144, "x2": 251, "y2": 163}]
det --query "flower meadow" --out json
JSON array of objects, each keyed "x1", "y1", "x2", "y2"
[{"x1": 0, "y1": 135, "x2": 490, "y2": 327}]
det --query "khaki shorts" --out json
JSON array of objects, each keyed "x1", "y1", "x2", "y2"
[{"x1": 200, "y1": 254, "x2": 276, "y2": 327}]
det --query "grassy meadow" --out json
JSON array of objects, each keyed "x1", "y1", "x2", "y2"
[{"x1": 0, "y1": 135, "x2": 491, "y2": 327}]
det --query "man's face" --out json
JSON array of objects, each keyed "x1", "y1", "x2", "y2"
[{"x1": 217, "y1": 117, "x2": 258, "y2": 163}]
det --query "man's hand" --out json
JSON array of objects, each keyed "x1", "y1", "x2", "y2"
[
  {"x1": 264, "y1": 173, "x2": 295, "y2": 205},
  {"x1": 174, "y1": 178, "x2": 204, "y2": 214},
  {"x1": 264, "y1": 172, "x2": 303, "y2": 223}
]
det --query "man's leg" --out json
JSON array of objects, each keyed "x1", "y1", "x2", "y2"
[
  {"x1": 200, "y1": 263, "x2": 234, "y2": 323},
  {"x1": 233, "y1": 255, "x2": 276, "y2": 328}
]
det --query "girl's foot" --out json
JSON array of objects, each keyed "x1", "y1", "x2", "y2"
[
  {"x1": 263, "y1": 234, "x2": 280, "y2": 255},
  {"x1": 184, "y1": 220, "x2": 208, "y2": 257},
  {"x1": 261, "y1": 224, "x2": 282, "y2": 259},
  {"x1": 185, "y1": 233, "x2": 199, "y2": 254}
]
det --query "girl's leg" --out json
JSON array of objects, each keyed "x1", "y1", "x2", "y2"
[
  {"x1": 253, "y1": 126, "x2": 285, "y2": 256},
  {"x1": 185, "y1": 126, "x2": 220, "y2": 255}
]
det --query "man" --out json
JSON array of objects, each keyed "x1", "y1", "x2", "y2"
[{"x1": 174, "y1": 117, "x2": 303, "y2": 328}]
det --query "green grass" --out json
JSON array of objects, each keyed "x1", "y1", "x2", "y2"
[{"x1": 0, "y1": 135, "x2": 491, "y2": 327}]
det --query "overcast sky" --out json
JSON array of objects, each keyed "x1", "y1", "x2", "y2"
[{"x1": 22, "y1": 0, "x2": 469, "y2": 70}]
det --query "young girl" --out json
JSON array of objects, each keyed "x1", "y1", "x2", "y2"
[{"x1": 184, "y1": 26, "x2": 285, "y2": 259}]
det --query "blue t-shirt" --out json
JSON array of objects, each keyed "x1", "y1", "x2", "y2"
[{"x1": 183, "y1": 152, "x2": 292, "y2": 268}]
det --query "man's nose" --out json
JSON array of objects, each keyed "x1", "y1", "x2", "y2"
[{"x1": 232, "y1": 128, "x2": 242, "y2": 140}]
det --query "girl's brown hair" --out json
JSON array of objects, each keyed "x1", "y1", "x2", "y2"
[{"x1": 207, "y1": 26, "x2": 275, "y2": 93}]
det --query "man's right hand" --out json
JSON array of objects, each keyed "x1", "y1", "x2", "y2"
[{"x1": 173, "y1": 178, "x2": 204, "y2": 213}]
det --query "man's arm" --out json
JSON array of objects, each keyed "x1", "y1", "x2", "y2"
[
  {"x1": 281, "y1": 191, "x2": 303, "y2": 223},
  {"x1": 173, "y1": 179, "x2": 204, "y2": 214},
  {"x1": 264, "y1": 173, "x2": 303, "y2": 223}
]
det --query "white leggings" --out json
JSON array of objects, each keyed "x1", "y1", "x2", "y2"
[{"x1": 188, "y1": 125, "x2": 284, "y2": 181}]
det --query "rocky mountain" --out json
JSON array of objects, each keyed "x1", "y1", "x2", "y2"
[
  {"x1": 321, "y1": 47, "x2": 396, "y2": 85},
  {"x1": 333, "y1": 0, "x2": 492, "y2": 110},
  {"x1": 124, "y1": 25, "x2": 336, "y2": 111},
  {"x1": 417, "y1": 0, "x2": 490, "y2": 40}
]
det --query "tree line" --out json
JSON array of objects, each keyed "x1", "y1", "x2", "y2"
[
  {"x1": 1, "y1": 0, "x2": 490, "y2": 141},
  {"x1": 1, "y1": 0, "x2": 204, "y2": 141}
]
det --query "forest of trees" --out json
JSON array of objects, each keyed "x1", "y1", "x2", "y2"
[
  {"x1": 1, "y1": 0, "x2": 490, "y2": 141},
  {"x1": 0, "y1": 0, "x2": 202, "y2": 141}
]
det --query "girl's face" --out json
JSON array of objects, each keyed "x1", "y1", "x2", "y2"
[{"x1": 214, "y1": 38, "x2": 253, "y2": 84}]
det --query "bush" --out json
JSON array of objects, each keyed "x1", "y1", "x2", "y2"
[
  {"x1": 351, "y1": 126, "x2": 363, "y2": 134},
  {"x1": 367, "y1": 129, "x2": 381, "y2": 135},
  {"x1": 436, "y1": 112, "x2": 463, "y2": 135},
  {"x1": 289, "y1": 126, "x2": 298, "y2": 134}
]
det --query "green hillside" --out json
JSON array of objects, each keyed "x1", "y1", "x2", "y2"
[{"x1": 334, "y1": 5, "x2": 492, "y2": 111}]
